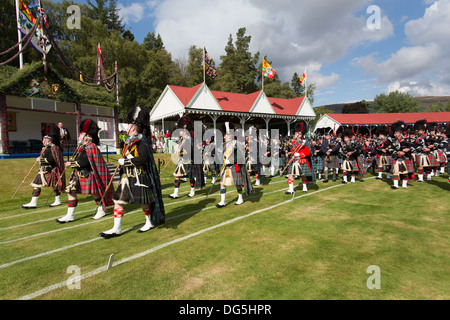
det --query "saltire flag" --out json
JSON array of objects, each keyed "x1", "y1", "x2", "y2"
[
  {"x1": 204, "y1": 48, "x2": 218, "y2": 79},
  {"x1": 17, "y1": 0, "x2": 51, "y2": 55},
  {"x1": 262, "y1": 59, "x2": 276, "y2": 79},
  {"x1": 299, "y1": 70, "x2": 307, "y2": 85},
  {"x1": 37, "y1": 0, "x2": 48, "y2": 28}
]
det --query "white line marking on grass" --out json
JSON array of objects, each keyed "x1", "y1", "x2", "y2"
[
  {"x1": 0, "y1": 185, "x2": 285, "y2": 267},
  {"x1": 0, "y1": 179, "x2": 286, "y2": 239},
  {"x1": 17, "y1": 179, "x2": 368, "y2": 300}
]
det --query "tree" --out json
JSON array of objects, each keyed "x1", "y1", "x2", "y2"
[
  {"x1": 143, "y1": 32, "x2": 164, "y2": 51},
  {"x1": 291, "y1": 72, "x2": 304, "y2": 96},
  {"x1": 342, "y1": 100, "x2": 369, "y2": 113},
  {"x1": 86, "y1": 0, "x2": 124, "y2": 34},
  {"x1": 428, "y1": 101, "x2": 450, "y2": 112},
  {"x1": 213, "y1": 27, "x2": 260, "y2": 94},
  {"x1": 373, "y1": 91, "x2": 420, "y2": 113}
]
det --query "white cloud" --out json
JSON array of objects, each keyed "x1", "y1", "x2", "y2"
[
  {"x1": 117, "y1": 3, "x2": 146, "y2": 24},
  {"x1": 388, "y1": 79, "x2": 450, "y2": 97},
  {"x1": 354, "y1": 0, "x2": 450, "y2": 96},
  {"x1": 141, "y1": 0, "x2": 393, "y2": 90}
]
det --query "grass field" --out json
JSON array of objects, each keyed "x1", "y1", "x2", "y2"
[{"x1": 0, "y1": 154, "x2": 449, "y2": 300}]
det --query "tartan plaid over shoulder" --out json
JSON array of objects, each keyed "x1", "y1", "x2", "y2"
[
  {"x1": 85, "y1": 143, "x2": 114, "y2": 208},
  {"x1": 50, "y1": 144, "x2": 66, "y2": 192},
  {"x1": 141, "y1": 136, "x2": 165, "y2": 226}
]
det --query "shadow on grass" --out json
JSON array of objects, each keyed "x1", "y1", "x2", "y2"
[{"x1": 159, "y1": 196, "x2": 217, "y2": 230}]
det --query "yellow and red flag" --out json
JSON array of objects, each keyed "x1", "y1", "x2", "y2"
[{"x1": 262, "y1": 59, "x2": 276, "y2": 79}]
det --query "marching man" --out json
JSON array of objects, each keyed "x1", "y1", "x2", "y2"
[
  {"x1": 56, "y1": 119, "x2": 114, "y2": 223},
  {"x1": 285, "y1": 122, "x2": 312, "y2": 194},
  {"x1": 216, "y1": 122, "x2": 253, "y2": 207},
  {"x1": 21, "y1": 123, "x2": 65, "y2": 209},
  {"x1": 100, "y1": 106, "x2": 165, "y2": 238},
  {"x1": 169, "y1": 116, "x2": 204, "y2": 199}
]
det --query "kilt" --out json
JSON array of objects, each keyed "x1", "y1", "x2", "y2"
[
  {"x1": 415, "y1": 153, "x2": 439, "y2": 167},
  {"x1": 434, "y1": 150, "x2": 447, "y2": 164},
  {"x1": 342, "y1": 157, "x2": 364, "y2": 174},
  {"x1": 114, "y1": 174, "x2": 155, "y2": 205},
  {"x1": 287, "y1": 160, "x2": 316, "y2": 183},
  {"x1": 173, "y1": 162, "x2": 191, "y2": 178},
  {"x1": 31, "y1": 166, "x2": 59, "y2": 189},
  {"x1": 377, "y1": 154, "x2": 393, "y2": 168},
  {"x1": 220, "y1": 164, "x2": 244, "y2": 186},
  {"x1": 66, "y1": 170, "x2": 102, "y2": 195},
  {"x1": 322, "y1": 155, "x2": 339, "y2": 169},
  {"x1": 393, "y1": 159, "x2": 414, "y2": 175},
  {"x1": 203, "y1": 162, "x2": 218, "y2": 174},
  {"x1": 313, "y1": 156, "x2": 323, "y2": 171}
]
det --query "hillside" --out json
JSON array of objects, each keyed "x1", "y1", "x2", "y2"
[{"x1": 317, "y1": 96, "x2": 450, "y2": 114}]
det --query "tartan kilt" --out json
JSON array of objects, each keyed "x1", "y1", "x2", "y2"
[
  {"x1": 377, "y1": 154, "x2": 394, "y2": 168},
  {"x1": 415, "y1": 153, "x2": 439, "y2": 167},
  {"x1": 287, "y1": 160, "x2": 316, "y2": 182},
  {"x1": 342, "y1": 157, "x2": 364, "y2": 173},
  {"x1": 31, "y1": 167, "x2": 59, "y2": 189},
  {"x1": 203, "y1": 162, "x2": 218, "y2": 174},
  {"x1": 435, "y1": 150, "x2": 447, "y2": 164},
  {"x1": 67, "y1": 170, "x2": 102, "y2": 195},
  {"x1": 220, "y1": 164, "x2": 244, "y2": 186},
  {"x1": 314, "y1": 156, "x2": 323, "y2": 171},
  {"x1": 392, "y1": 159, "x2": 415, "y2": 175},
  {"x1": 173, "y1": 162, "x2": 191, "y2": 178},
  {"x1": 116, "y1": 175, "x2": 155, "y2": 205},
  {"x1": 322, "y1": 155, "x2": 339, "y2": 169}
]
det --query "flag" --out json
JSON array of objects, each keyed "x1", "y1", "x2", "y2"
[
  {"x1": 97, "y1": 43, "x2": 105, "y2": 67},
  {"x1": 37, "y1": 0, "x2": 48, "y2": 28},
  {"x1": 299, "y1": 70, "x2": 307, "y2": 85},
  {"x1": 204, "y1": 48, "x2": 218, "y2": 79},
  {"x1": 17, "y1": 0, "x2": 51, "y2": 55},
  {"x1": 262, "y1": 59, "x2": 276, "y2": 79}
]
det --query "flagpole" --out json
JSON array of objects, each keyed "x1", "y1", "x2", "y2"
[
  {"x1": 15, "y1": 0, "x2": 23, "y2": 69},
  {"x1": 203, "y1": 44, "x2": 206, "y2": 84},
  {"x1": 262, "y1": 58, "x2": 264, "y2": 92},
  {"x1": 304, "y1": 68, "x2": 307, "y2": 98}
]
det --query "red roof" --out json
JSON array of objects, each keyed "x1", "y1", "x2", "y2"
[
  {"x1": 327, "y1": 112, "x2": 450, "y2": 125},
  {"x1": 168, "y1": 84, "x2": 308, "y2": 116},
  {"x1": 211, "y1": 90, "x2": 260, "y2": 113},
  {"x1": 268, "y1": 96, "x2": 304, "y2": 116},
  {"x1": 169, "y1": 84, "x2": 202, "y2": 106}
]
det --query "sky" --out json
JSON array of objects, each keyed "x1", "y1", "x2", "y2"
[{"x1": 62, "y1": 0, "x2": 450, "y2": 107}]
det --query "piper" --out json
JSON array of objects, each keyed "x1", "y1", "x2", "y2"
[
  {"x1": 21, "y1": 123, "x2": 65, "y2": 209},
  {"x1": 99, "y1": 106, "x2": 165, "y2": 238}
]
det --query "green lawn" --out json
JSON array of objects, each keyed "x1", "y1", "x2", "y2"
[{"x1": 0, "y1": 154, "x2": 449, "y2": 300}]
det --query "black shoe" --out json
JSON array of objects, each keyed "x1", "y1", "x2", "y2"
[
  {"x1": 21, "y1": 205, "x2": 36, "y2": 209},
  {"x1": 391, "y1": 185, "x2": 399, "y2": 189},
  {"x1": 285, "y1": 191, "x2": 294, "y2": 194},
  {"x1": 99, "y1": 232, "x2": 120, "y2": 239},
  {"x1": 216, "y1": 203, "x2": 226, "y2": 208},
  {"x1": 137, "y1": 227, "x2": 155, "y2": 233},
  {"x1": 342, "y1": 181, "x2": 347, "y2": 184},
  {"x1": 168, "y1": 194, "x2": 179, "y2": 199},
  {"x1": 323, "y1": 179, "x2": 329, "y2": 183}
]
